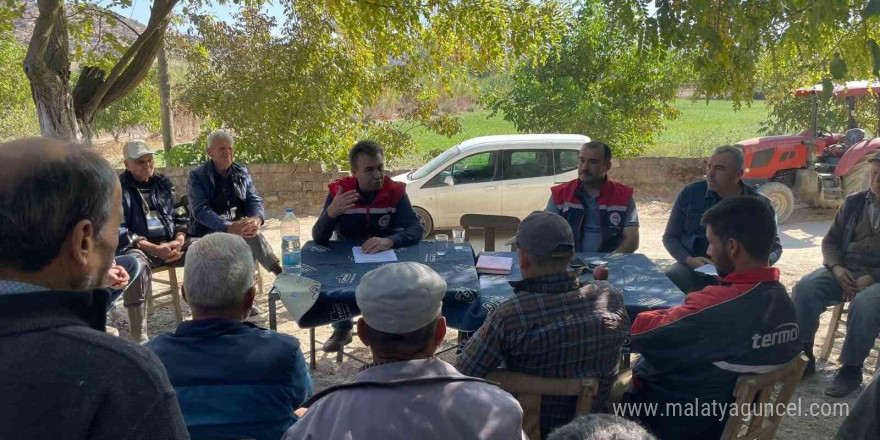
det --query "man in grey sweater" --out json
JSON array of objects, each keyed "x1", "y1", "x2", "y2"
[{"x1": 0, "y1": 138, "x2": 189, "y2": 440}]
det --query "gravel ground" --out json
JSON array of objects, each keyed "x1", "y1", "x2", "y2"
[{"x1": 110, "y1": 202, "x2": 873, "y2": 439}]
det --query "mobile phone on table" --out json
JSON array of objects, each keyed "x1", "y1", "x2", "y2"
[{"x1": 569, "y1": 258, "x2": 587, "y2": 269}]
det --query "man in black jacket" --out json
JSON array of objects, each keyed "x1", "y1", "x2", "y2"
[
  {"x1": 118, "y1": 140, "x2": 194, "y2": 343},
  {"x1": 0, "y1": 137, "x2": 189, "y2": 440}
]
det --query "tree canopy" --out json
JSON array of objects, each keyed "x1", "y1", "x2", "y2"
[
  {"x1": 484, "y1": 0, "x2": 684, "y2": 157},
  {"x1": 175, "y1": 0, "x2": 567, "y2": 164}
]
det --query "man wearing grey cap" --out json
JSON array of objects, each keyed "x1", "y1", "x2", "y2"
[
  {"x1": 456, "y1": 211, "x2": 629, "y2": 438},
  {"x1": 117, "y1": 140, "x2": 193, "y2": 342},
  {"x1": 793, "y1": 153, "x2": 880, "y2": 398},
  {"x1": 282, "y1": 262, "x2": 527, "y2": 440}
]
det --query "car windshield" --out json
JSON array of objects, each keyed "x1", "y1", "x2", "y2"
[{"x1": 410, "y1": 146, "x2": 461, "y2": 180}]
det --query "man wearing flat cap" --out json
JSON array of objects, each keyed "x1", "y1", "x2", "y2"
[
  {"x1": 282, "y1": 262, "x2": 527, "y2": 440},
  {"x1": 456, "y1": 211, "x2": 630, "y2": 439}
]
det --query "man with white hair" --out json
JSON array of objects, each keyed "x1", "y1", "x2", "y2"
[
  {"x1": 282, "y1": 262, "x2": 526, "y2": 440},
  {"x1": 117, "y1": 139, "x2": 193, "y2": 342},
  {"x1": 146, "y1": 233, "x2": 312, "y2": 440},
  {"x1": 188, "y1": 130, "x2": 282, "y2": 278}
]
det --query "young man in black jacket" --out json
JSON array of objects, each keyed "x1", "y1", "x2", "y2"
[{"x1": 0, "y1": 137, "x2": 189, "y2": 440}]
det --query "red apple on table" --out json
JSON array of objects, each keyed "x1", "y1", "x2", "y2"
[{"x1": 593, "y1": 265, "x2": 609, "y2": 281}]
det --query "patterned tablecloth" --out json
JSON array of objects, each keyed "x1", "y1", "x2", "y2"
[
  {"x1": 274, "y1": 240, "x2": 481, "y2": 330},
  {"x1": 476, "y1": 252, "x2": 685, "y2": 327}
]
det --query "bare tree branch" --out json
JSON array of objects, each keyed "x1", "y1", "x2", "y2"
[{"x1": 78, "y1": 0, "x2": 179, "y2": 116}]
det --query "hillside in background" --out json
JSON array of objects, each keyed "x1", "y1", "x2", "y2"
[{"x1": 14, "y1": 0, "x2": 145, "y2": 51}]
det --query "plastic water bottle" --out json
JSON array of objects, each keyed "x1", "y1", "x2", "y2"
[{"x1": 281, "y1": 208, "x2": 301, "y2": 274}]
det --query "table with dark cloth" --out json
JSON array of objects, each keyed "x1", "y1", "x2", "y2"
[
  {"x1": 270, "y1": 240, "x2": 482, "y2": 330},
  {"x1": 475, "y1": 252, "x2": 685, "y2": 327}
]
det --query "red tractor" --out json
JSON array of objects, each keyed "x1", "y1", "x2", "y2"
[{"x1": 737, "y1": 81, "x2": 880, "y2": 223}]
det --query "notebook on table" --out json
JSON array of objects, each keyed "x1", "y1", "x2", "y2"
[{"x1": 476, "y1": 255, "x2": 513, "y2": 275}]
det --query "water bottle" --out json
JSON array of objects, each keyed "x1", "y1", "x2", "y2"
[{"x1": 281, "y1": 208, "x2": 301, "y2": 274}]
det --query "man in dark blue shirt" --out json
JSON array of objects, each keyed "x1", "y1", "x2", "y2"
[
  {"x1": 188, "y1": 130, "x2": 282, "y2": 278},
  {"x1": 147, "y1": 233, "x2": 312, "y2": 440},
  {"x1": 663, "y1": 146, "x2": 782, "y2": 293}
]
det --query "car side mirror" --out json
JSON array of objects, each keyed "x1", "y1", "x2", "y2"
[{"x1": 444, "y1": 176, "x2": 454, "y2": 186}]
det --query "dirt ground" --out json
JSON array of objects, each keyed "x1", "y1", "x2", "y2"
[{"x1": 112, "y1": 202, "x2": 873, "y2": 439}]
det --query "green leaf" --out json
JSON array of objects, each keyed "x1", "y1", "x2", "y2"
[
  {"x1": 869, "y1": 39, "x2": 880, "y2": 78},
  {"x1": 863, "y1": 0, "x2": 880, "y2": 19},
  {"x1": 821, "y1": 77, "x2": 834, "y2": 103},
  {"x1": 829, "y1": 53, "x2": 847, "y2": 80}
]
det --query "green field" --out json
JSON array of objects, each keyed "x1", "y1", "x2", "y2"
[
  {"x1": 648, "y1": 99, "x2": 770, "y2": 158},
  {"x1": 395, "y1": 110, "x2": 517, "y2": 167},
  {"x1": 398, "y1": 99, "x2": 771, "y2": 165}
]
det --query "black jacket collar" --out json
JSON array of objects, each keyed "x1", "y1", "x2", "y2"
[{"x1": 0, "y1": 289, "x2": 111, "y2": 337}]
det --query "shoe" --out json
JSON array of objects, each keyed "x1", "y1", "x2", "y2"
[
  {"x1": 322, "y1": 329, "x2": 353, "y2": 353},
  {"x1": 249, "y1": 304, "x2": 262, "y2": 317},
  {"x1": 802, "y1": 343, "x2": 816, "y2": 378},
  {"x1": 126, "y1": 304, "x2": 149, "y2": 344},
  {"x1": 825, "y1": 366, "x2": 863, "y2": 397}
]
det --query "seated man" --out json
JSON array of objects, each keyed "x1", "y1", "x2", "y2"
[
  {"x1": 794, "y1": 154, "x2": 880, "y2": 398},
  {"x1": 626, "y1": 196, "x2": 800, "y2": 440},
  {"x1": 188, "y1": 130, "x2": 282, "y2": 278},
  {"x1": 146, "y1": 233, "x2": 312, "y2": 440},
  {"x1": 663, "y1": 145, "x2": 782, "y2": 293},
  {"x1": 312, "y1": 140, "x2": 423, "y2": 352},
  {"x1": 282, "y1": 262, "x2": 525, "y2": 440},
  {"x1": 547, "y1": 140, "x2": 639, "y2": 253},
  {"x1": 456, "y1": 211, "x2": 630, "y2": 438},
  {"x1": 0, "y1": 137, "x2": 188, "y2": 439},
  {"x1": 117, "y1": 140, "x2": 193, "y2": 342}
]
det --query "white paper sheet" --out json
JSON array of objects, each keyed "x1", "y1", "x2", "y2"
[
  {"x1": 352, "y1": 246, "x2": 398, "y2": 263},
  {"x1": 695, "y1": 264, "x2": 718, "y2": 276}
]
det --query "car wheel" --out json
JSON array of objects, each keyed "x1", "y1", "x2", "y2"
[
  {"x1": 413, "y1": 207, "x2": 433, "y2": 239},
  {"x1": 758, "y1": 182, "x2": 795, "y2": 224}
]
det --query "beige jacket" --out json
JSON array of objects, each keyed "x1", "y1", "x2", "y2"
[{"x1": 282, "y1": 358, "x2": 527, "y2": 440}]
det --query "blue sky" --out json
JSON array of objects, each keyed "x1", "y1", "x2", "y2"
[{"x1": 109, "y1": 0, "x2": 286, "y2": 30}]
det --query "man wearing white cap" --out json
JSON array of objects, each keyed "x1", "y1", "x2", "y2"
[
  {"x1": 282, "y1": 262, "x2": 526, "y2": 440},
  {"x1": 117, "y1": 140, "x2": 193, "y2": 342}
]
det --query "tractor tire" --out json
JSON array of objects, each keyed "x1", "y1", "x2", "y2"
[
  {"x1": 413, "y1": 206, "x2": 433, "y2": 239},
  {"x1": 842, "y1": 156, "x2": 872, "y2": 198},
  {"x1": 759, "y1": 182, "x2": 795, "y2": 224}
]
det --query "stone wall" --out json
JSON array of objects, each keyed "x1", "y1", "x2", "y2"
[
  {"x1": 150, "y1": 163, "x2": 402, "y2": 217},
  {"x1": 612, "y1": 157, "x2": 707, "y2": 200},
  {"x1": 146, "y1": 157, "x2": 705, "y2": 217}
]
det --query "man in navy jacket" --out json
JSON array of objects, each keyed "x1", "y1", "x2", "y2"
[
  {"x1": 188, "y1": 130, "x2": 282, "y2": 277},
  {"x1": 663, "y1": 145, "x2": 783, "y2": 293},
  {"x1": 626, "y1": 196, "x2": 800, "y2": 440},
  {"x1": 147, "y1": 233, "x2": 312, "y2": 440},
  {"x1": 312, "y1": 140, "x2": 423, "y2": 352}
]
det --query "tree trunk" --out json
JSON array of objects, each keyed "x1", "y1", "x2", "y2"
[
  {"x1": 24, "y1": 0, "x2": 80, "y2": 142},
  {"x1": 157, "y1": 41, "x2": 175, "y2": 152}
]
